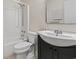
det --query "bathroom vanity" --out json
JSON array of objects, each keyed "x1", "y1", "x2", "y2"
[{"x1": 38, "y1": 31, "x2": 76, "y2": 59}]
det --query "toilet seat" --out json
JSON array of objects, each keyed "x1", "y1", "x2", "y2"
[
  {"x1": 14, "y1": 41, "x2": 32, "y2": 54},
  {"x1": 14, "y1": 42, "x2": 32, "y2": 50}
]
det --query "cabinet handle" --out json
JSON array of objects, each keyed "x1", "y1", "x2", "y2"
[
  {"x1": 54, "y1": 49, "x2": 57, "y2": 51},
  {"x1": 53, "y1": 48, "x2": 57, "y2": 51}
]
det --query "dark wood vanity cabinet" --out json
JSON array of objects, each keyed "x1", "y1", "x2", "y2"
[
  {"x1": 38, "y1": 37, "x2": 54, "y2": 59},
  {"x1": 38, "y1": 35, "x2": 76, "y2": 59},
  {"x1": 58, "y1": 47, "x2": 76, "y2": 59}
]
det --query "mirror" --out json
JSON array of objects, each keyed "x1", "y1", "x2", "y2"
[{"x1": 46, "y1": 0, "x2": 76, "y2": 24}]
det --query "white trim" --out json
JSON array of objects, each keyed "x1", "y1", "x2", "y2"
[{"x1": 27, "y1": 4, "x2": 29, "y2": 33}]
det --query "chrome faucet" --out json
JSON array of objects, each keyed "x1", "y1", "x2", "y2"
[{"x1": 54, "y1": 30, "x2": 62, "y2": 36}]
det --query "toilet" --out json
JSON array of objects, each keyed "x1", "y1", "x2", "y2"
[{"x1": 14, "y1": 31, "x2": 37, "y2": 59}]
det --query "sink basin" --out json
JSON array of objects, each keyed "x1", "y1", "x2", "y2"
[{"x1": 38, "y1": 30, "x2": 76, "y2": 46}]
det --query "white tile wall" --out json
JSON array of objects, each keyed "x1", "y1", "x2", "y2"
[{"x1": 3, "y1": 0, "x2": 21, "y2": 57}]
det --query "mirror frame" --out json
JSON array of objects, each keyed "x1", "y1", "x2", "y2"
[{"x1": 45, "y1": 0, "x2": 76, "y2": 24}]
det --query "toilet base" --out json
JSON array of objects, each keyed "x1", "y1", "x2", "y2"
[{"x1": 16, "y1": 53, "x2": 27, "y2": 59}]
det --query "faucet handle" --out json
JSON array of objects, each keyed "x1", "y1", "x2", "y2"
[
  {"x1": 21, "y1": 30, "x2": 26, "y2": 33},
  {"x1": 54, "y1": 30, "x2": 62, "y2": 36},
  {"x1": 59, "y1": 31, "x2": 62, "y2": 34},
  {"x1": 54, "y1": 30, "x2": 59, "y2": 33}
]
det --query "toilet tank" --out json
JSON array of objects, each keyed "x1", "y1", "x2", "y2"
[{"x1": 28, "y1": 31, "x2": 37, "y2": 44}]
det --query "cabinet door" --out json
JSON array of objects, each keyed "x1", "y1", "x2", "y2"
[
  {"x1": 58, "y1": 46, "x2": 76, "y2": 59},
  {"x1": 38, "y1": 35, "x2": 54, "y2": 59},
  {"x1": 40, "y1": 41, "x2": 54, "y2": 59}
]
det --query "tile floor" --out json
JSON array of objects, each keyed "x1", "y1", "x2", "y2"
[{"x1": 4, "y1": 54, "x2": 36, "y2": 59}]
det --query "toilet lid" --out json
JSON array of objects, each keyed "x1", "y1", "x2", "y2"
[{"x1": 14, "y1": 42, "x2": 32, "y2": 50}]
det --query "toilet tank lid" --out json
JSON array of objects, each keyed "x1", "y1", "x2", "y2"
[
  {"x1": 28, "y1": 31, "x2": 37, "y2": 36},
  {"x1": 14, "y1": 42, "x2": 32, "y2": 49}
]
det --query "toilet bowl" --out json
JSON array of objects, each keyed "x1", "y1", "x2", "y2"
[
  {"x1": 14, "y1": 31, "x2": 37, "y2": 59},
  {"x1": 14, "y1": 41, "x2": 32, "y2": 59}
]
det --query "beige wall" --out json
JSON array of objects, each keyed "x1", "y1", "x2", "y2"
[
  {"x1": 46, "y1": 24, "x2": 76, "y2": 33},
  {"x1": 28, "y1": 0, "x2": 76, "y2": 33},
  {"x1": 28, "y1": 0, "x2": 46, "y2": 32}
]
